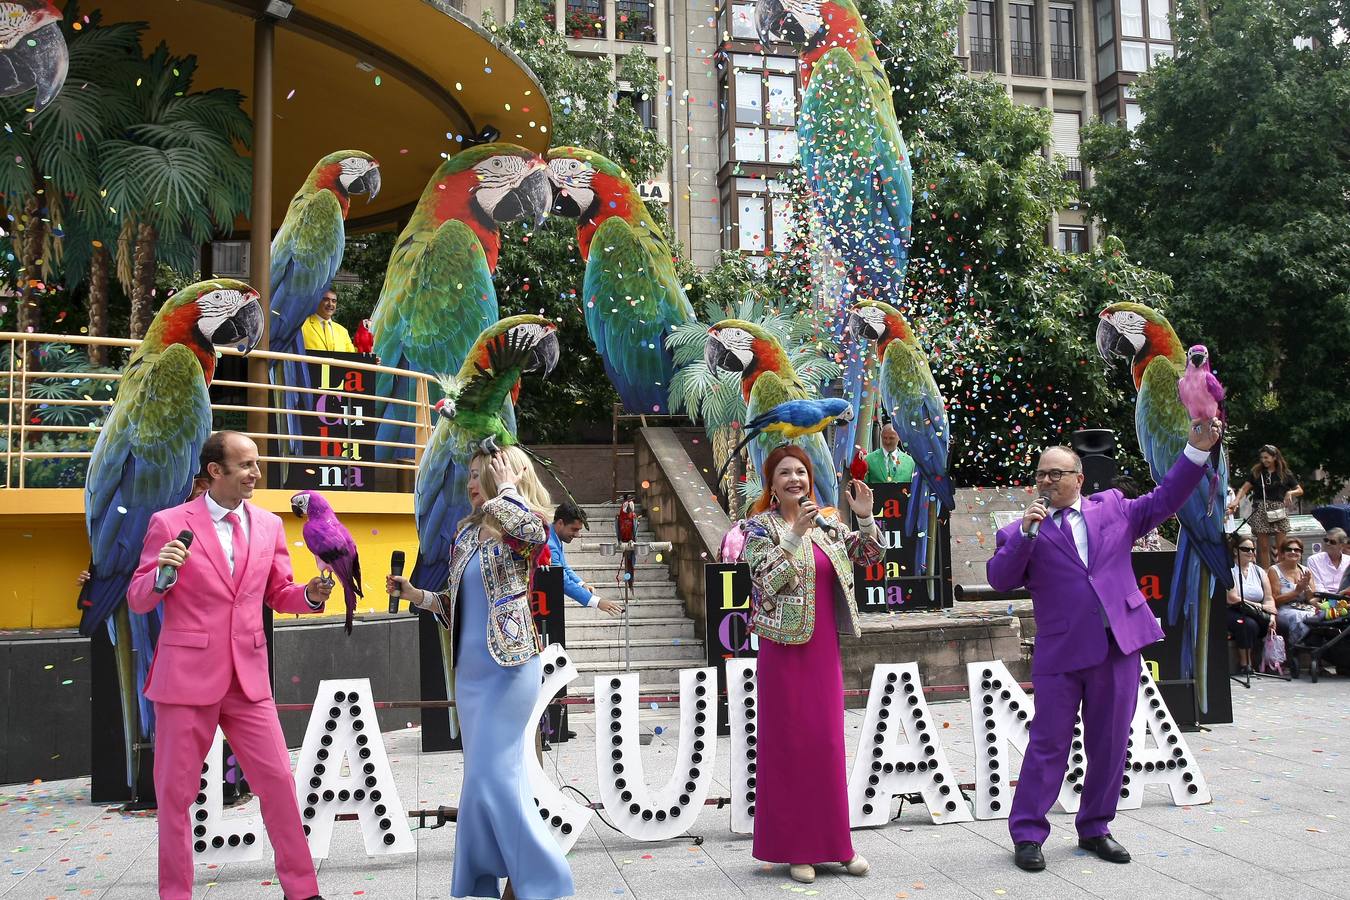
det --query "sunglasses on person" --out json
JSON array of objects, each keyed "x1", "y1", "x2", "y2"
[
  {"x1": 1328, "y1": 540, "x2": 1344, "y2": 546},
  {"x1": 1281, "y1": 545, "x2": 1302, "y2": 554},
  {"x1": 1237, "y1": 545, "x2": 1256, "y2": 553}
]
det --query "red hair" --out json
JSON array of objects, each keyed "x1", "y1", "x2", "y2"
[{"x1": 749, "y1": 445, "x2": 816, "y2": 516}]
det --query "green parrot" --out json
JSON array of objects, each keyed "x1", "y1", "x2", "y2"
[
  {"x1": 411, "y1": 315, "x2": 560, "y2": 741},
  {"x1": 705, "y1": 318, "x2": 838, "y2": 508},
  {"x1": 80, "y1": 279, "x2": 264, "y2": 793},
  {"x1": 545, "y1": 146, "x2": 696, "y2": 414},
  {"x1": 370, "y1": 143, "x2": 553, "y2": 460}
]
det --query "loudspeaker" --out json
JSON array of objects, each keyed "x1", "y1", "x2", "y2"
[{"x1": 1071, "y1": 429, "x2": 1117, "y2": 495}]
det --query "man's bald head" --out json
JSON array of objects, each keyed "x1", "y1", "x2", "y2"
[{"x1": 1034, "y1": 445, "x2": 1085, "y2": 508}]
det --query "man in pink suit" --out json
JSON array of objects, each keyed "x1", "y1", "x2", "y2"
[
  {"x1": 987, "y1": 417, "x2": 1222, "y2": 873},
  {"x1": 128, "y1": 431, "x2": 332, "y2": 900}
]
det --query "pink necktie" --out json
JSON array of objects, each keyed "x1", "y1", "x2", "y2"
[{"x1": 224, "y1": 511, "x2": 247, "y2": 588}]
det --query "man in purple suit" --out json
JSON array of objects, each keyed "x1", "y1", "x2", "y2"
[{"x1": 987, "y1": 416, "x2": 1222, "y2": 872}]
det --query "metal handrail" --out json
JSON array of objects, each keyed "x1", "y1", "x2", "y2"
[{"x1": 1, "y1": 331, "x2": 440, "y2": 490}]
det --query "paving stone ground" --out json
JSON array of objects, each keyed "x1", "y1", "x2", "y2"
[{"x1": 3, "y1": 674, "x2": 1347, "y2": 899}]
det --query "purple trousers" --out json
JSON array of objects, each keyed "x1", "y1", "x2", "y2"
[{"x1": 1009, "y1": 633, "x2": 1140, "y2": 844}]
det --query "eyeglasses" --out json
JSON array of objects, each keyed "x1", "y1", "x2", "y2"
[
  {"x1": 1328, "y1": 540, "x2": 1343, "y2": 546},
  {"x1": 1238, "y1": 546, "x2": 1256, "y2": 553},
  {"x1": 1033, "y1": 469, "x2": 1080, "y2": 483},
  {"x1": 1281, "y1": 546, "x2": 1302, "y2": 554}
]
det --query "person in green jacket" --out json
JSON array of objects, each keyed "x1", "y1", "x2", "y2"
[{"x1": 865, "y1": 422, "x2": 916, "y2": 484}]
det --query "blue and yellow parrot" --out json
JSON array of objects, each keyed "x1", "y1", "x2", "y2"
[
  {"x1": 848, "y1": 299, "x2": 953, "y2": 576},
  {"x1": 705, "y1": 319, "x2": 838, "y2": 508},
  {"x1": 715, "y1": 397, "x2": 853, "y2": 488},
  {"x1": 370, "y1": 144, "x2": 552, "y2": 460},
  {"x1": 1097, "y1": 302, "x2": 1234, "y2": 712},
  {"x1": 80, "y1": 279, "x2": 264, "y2": 790},
  {"x1": 269, "y1": 150, "x2": 380, "y2": 453},
  {"x1": 756, "y1": 0, "x2": 914, "y2": 467},
  {"x1": 545, "y1": 147, "x2": 696, "y2": 414}
]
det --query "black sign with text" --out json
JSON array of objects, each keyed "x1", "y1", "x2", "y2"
[
  {"x1": 703, "y1": 563, "x2": 757, "y2": 735},
  {"x1": 851, "y1": 482, "x2": 953, "y2": 613},
  {"x1": 269, "y1": 351, "x2": 378, "y2": 492},
  {"x1": 1133, "y1": 550, "x2": 1232, "y2": 728}
]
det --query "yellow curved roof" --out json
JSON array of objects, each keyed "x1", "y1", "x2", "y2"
[{"x1": 85, "y1": 0, "x2": 553, "y2": 231}]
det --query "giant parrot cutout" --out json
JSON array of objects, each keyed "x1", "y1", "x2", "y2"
[
  {"x1": 269, "y1": 150, "x2": 381, "y2": 454},
  {"x1": 412, "y1": 315, "x2": 559, "y2": 732},
  {"x1": 756, "y1": 0, "x2": 914, "y2": 466},
  {"x1": 848, "y1": 299, "x2": 952, "y2": 577},
  {"x1": 545, "y1": 147, "x2": 695, "y2": 414},
  {"x1": 81, "y1": 279, "x2": 264, "y2": 790},
  {"x1": 0, "y1": 1, "x2": 68, "y2": 118},
  {"x1": 705, "y1": 319, "x2": 838, "y2": 508},
  {"x1": 1096, "y1": 302, "x2": 1234, "y2": 713},
  {"x1": 370, "y1": 143, "x2": 552, "y2": 460}
]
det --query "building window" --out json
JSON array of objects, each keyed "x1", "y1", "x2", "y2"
[
  {"x1": 721, "y1": 54, "x2": 799, "y2": 165},
  {"x1": 1149, "y1": 1, "x2": 1171, "y2": 40},
  {"x1": 723, "y1": 177, "x2": 794, "y2": 269},
  {"x1": 1149, "y1": 42, "x2": 1174, "y2": 64},
  {"x1": 967, "y1": 0, "x2": 999, "y2": 72},
  {"x1": 617, "y1": 86, "x2": 656, "y2": 130},
  {"x1": 1095, "y1": 0, "x2": 1114, "y2": 47},
  {"x1": 724, "y1": 0, "x2": 760, "y2": 41},
  {"x1": 1121, "y1": 0, "x2": 1145, "y2": 37},
  {"x1": 564, "y1": 0, "x2": 605, "y2": 38},
  {"x1": 1049, "y1": 4, "x2": 1081, "y2": 79},
  {"x1": 1121, "y1": 39, "x2": 1148, "y2": 71},
  {"x1": 1125, "y1": 102, "x2": 1144, "y2": 130},
  {"x1": 1058, "y1": 226, "x2": 1087, "y2": 253},
  {"x1": 616, "y1": 0, "x2": 656, "y2": 42},
  {"x1": 1010, "y1": 2, "x2": 1040, "y2": 76},
  {"x1": 533, "y1": 0, "x2": 558, "y2": 28}
]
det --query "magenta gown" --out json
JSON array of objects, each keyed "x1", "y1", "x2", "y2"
[{"x1": 752, "y1": 543, "x2": 855, "y2": 864}]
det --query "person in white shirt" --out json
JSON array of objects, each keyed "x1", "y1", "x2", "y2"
[
  {"x1": 1227, "y1": 536, "x2": 1275, "y2": 674},
  {"x1": 1306, "y1": 528, "x2": 1350, "y2": 595}
]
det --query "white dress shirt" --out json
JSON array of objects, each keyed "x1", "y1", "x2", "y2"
[
  {"x1": 1054, "y1": 500, "x2": 1090, "y2": 567},
  {"x1": 204, "y1": 492, "x2": 250, "y2": 574}
]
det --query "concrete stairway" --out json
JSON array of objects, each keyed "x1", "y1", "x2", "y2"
[{"x1": 558, "y1": 503, "x2": 704, "y2": 697}]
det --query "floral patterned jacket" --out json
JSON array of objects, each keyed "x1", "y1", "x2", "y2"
[
  {"x1": 414, "y1": 485, "x2": 548, "y2": 667},
  {"x1": 742, "y1": 509, "x2": 884, "y2": 645}
]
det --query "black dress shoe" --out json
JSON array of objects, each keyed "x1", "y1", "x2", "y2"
[
  {"x1": 1014, "y1": 841, "x2": 1045, "y2": 872},
  {"x1": 1079, "y1": 834, "x2": 1131, "y2": 863}
]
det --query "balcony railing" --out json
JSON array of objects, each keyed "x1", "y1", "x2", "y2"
[
  {"x1": 1010, "y1": 40, "x2": 1041, "y2": 76},
  {"x1": 1, "y1": 332, "x2": 437, "y2": 490},
  {"x1": 1050, "y1": 43, "x2": 1083, "y2": 79},
  {"x1": 1062, "y1": 155, "x2": 1084, "y2": 190},
  {"x1": 969, "y1": 36, "x2": 998, "y2": 73}
]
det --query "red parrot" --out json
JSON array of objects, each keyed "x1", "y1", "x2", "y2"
[
  {"x1": 849, "y1": 445, "x2": 869, "y2": 482},
  {"x1": 353, "y1": 318, "x2": 374, "y2": 354}
]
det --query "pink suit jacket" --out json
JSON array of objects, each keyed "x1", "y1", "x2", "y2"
[
  {"x1": 987, "y1": 453, "x2": 1206, "y2": 676},
  {"x1": 128, "y1": 495, "x2": 317, "y2": 706}
]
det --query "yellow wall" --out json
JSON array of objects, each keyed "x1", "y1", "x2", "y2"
[{"x1": 0, "y1": 489, "x2": 417, "y2": 629}]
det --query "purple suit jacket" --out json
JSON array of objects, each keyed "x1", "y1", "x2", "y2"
[{"x1": 987, "y1": 453, "x2": 1206, "y2": 676}]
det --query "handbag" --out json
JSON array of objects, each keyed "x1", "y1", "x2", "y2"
[
  {"x1": 1261, "y1": 630, "x2": 1287, "y2": 673},
  {"x1": 1261, "y1": 476, "x2": 1289, "y2": 521}
]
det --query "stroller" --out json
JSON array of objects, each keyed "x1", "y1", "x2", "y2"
[{"x1": 1286, "y1": 592, "x2": 1350, "y2": 682}]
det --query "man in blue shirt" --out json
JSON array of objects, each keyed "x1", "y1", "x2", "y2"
[{"x1": 548, "y1": 502, "x2": 624, "y2": 616}]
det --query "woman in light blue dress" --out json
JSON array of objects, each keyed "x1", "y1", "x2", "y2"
[{"x1": 390, "y1": 447, "x2": 573, "y2": 899}]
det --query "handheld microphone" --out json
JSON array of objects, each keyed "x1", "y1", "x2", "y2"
[
  {"x1": 814, "y1": 513, "x2": 841, "y2": 536},
  {"x1": 388, "y1": 550, "x2": 405, "y2": 614},
  {"x1": 1026, "y1": 493, "x2": 1052, "y2": 538},
  {"x1": 153, "y1": 530, "x2": 194, "y2": 593}
]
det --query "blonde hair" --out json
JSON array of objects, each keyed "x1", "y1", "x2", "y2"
[{"x1": 459, "y1": 445, "x2": 553, "y2": 536}]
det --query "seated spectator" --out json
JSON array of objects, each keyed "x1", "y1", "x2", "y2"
[
  {"x1": 1268, "y1": 537, "x2": 1321, "y2": 645},
  {"x1": 1112, "y1": 475, "x2": 1164, "y2": 550},
  {"x1": 1228, "y1": 444, "x2": 1302, "y2": 567},
  {"x1": 1227, "y1": 535, "x2": 1275, "y2": 674},
  {"x1": 864, "y1": 423, "x2": 916, "y2": 484},
  {"x1": 1307, "y1": 528, "x2": 1350, "y2": 594},
  {"x1": 547, "y1": 501, "x2": 624, "y2": 617},
  {"x1": 300, "y1": 287, "x2": 356, "y2": 354}
]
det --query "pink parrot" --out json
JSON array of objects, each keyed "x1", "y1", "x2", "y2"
[
  {"x1": 290, "y1": 490, "x2": 363, "y2": 634},
  {"x1": 1178, "y1": 344, "x2": 1227, "y2": 510}
]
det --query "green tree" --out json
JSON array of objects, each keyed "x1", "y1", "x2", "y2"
[
  {"x1": 485, "y1": 3, "x2": 668, "y2": 442},
  {"x1": 1081, "y1": 0, "x2": 1350, "y2": 497}
]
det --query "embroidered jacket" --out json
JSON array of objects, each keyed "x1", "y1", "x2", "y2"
[
  {"x1": 414, "y1": 485, "x2": 548, "y2": 667},
  {"x1": 742, "y1": 509, "x2": 884, "y2": 645}
]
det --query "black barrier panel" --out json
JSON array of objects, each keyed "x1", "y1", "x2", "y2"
[
  {"x1": 851, "y1": 482, "x2": 953, "y2": 613},
  {"x1": 267, "y1": 351, "x2": 379, "y2": 492},
  {"x1": 703, "y1": 563, "x2": 756, "y2": 735},
  {"x1": 1133, "y1": 551, "x2": 1233, "y2": 728},
  {"x1": 533, "y1": 566, "x2": 568, "y2": 743}
]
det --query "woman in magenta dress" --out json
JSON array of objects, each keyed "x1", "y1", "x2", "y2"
[{"x1": 742, "y1": 445, "x2": 883, "y2": 885}]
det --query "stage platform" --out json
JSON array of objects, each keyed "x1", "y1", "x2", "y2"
[{"x1": 3, "y1": 673, "x2": 1346, "y2": 899}]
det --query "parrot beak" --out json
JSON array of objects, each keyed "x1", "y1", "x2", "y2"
[
  {"x1": 289, "y1": 493, "x2": 309, "y2": 518},
  {"x1": 494, "y1": 165, "x2": 553, "y2": 228},
  {"x1": 704, "y1": 335, "x2": 738, "y2": 373},
  {"x1": 534, "y1": 328, "x2": 560, "y2": 375},
  {"x1": 214, "y1": 295, "x2": 265, "y2": 353},
  {"x1": 10, "y1": 22, "x2": 69, "y2": 120},
  {"x1": 550, "y1": 182, "x2": 583, "y2": 219},
  {"x1": 1094, "y1": 317, "x2": 1132, "y2": 362},
  {"x1": 354, "y1": 165, "x2": 382, "y2": 203},
  {"x1": 1188, "y1": 350, "x2": 1207, "y2": 367},
  {"x1": 755, "y1": 0, "x2": 793, "y2": 44}
]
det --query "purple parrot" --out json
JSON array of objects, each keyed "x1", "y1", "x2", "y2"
[
  {"x1": 290, "y1": 490, "x2": 363, "y2": 634},
  {"x1": 1179, "y1": 344, "x2": 1227, "y2": 511}
]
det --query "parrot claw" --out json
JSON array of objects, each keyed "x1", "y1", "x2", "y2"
[{"x1": 480, "y1": 436, "x2": 501, "y2": 456}]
